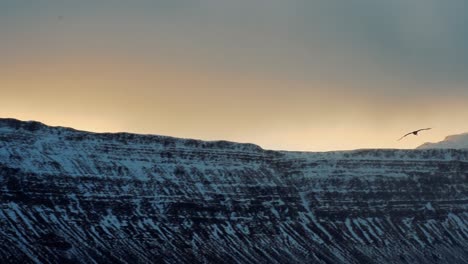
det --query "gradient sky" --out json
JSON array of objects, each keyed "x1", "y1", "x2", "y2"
[{"x1": 2, "y1": 0, "x2": 468, "y2": 151}]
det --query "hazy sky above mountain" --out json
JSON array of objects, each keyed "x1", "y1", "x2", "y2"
[{"x1": 2, "y1": 0, "x2": 468, "y2": 151}]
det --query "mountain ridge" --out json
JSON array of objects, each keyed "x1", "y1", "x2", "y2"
[
  {"x1": 4, "y1": 117, "x2": 468, "y2": 153},
  {"x1": 0, "y1": 118, "x2": 467, "y2": 263},
  {"x1": 0, "y1": 117, "x2": 265, "y2": 152}
]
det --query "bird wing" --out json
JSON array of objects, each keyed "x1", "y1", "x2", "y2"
[
  {"x1": 398, "y1": 128, "x2": 432, "y2": 141},
  {"x1": 397, "y1": 132, "x2": 413, "y2": 141},
  {"x1": 416, "y1": 128, "x2": 431, "y2": 132}
]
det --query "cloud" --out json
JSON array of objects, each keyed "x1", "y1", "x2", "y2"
[
  {"x1": 138, "y1": 0, "x2": 468, "y2": 90},
  {"x1": 2, "y1": 0, "x2": 468, "y2": 94}
]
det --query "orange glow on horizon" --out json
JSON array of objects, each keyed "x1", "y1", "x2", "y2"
[{"x1": 2, "y1": 44, "x2": 468, "y2": 152}]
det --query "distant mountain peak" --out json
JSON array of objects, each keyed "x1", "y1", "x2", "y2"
[{"x1": 417, "y1": 132, "x2": 468, "y2": 149}]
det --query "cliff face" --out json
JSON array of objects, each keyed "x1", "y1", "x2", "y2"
[{"x1": 0, "y1": 118, "x2": 467, "y2": 264}]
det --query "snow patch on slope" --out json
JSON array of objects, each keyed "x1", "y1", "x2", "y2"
[{"x1": 418, "y1": 133, "x2": 468, "y2": 149}]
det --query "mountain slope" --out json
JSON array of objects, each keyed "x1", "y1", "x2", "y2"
[
  {"x1": 0, "y1": 118, "x2": 467, "y2": 264},
  {"x1": 418, "y1": 133, "x2": 468, "y2": 149}
]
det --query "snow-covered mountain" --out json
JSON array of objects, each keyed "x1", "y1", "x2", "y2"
[
  {"x1": 0, "y1": 118, "x2": 467, "y2": 264},
  {"x1": 418, "y1": 133, "x2": 468, "y2": 149}
]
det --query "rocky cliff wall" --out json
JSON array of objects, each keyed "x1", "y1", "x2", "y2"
[{"x1": 0, "y1": 119, "x2": 467, "y2": 264}]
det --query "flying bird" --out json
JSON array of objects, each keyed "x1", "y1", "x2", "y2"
[{"x1": 398, "y1": 128, "x2": 431, "y2": 141}]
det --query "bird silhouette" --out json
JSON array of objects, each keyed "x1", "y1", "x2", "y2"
[{"x1": 398, "y1": 128, "x2": 431, "y2": 141}]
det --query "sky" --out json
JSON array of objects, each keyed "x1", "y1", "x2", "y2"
[{"x1": 2, "y1": 0, "x2": 468, "y2": 151}]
